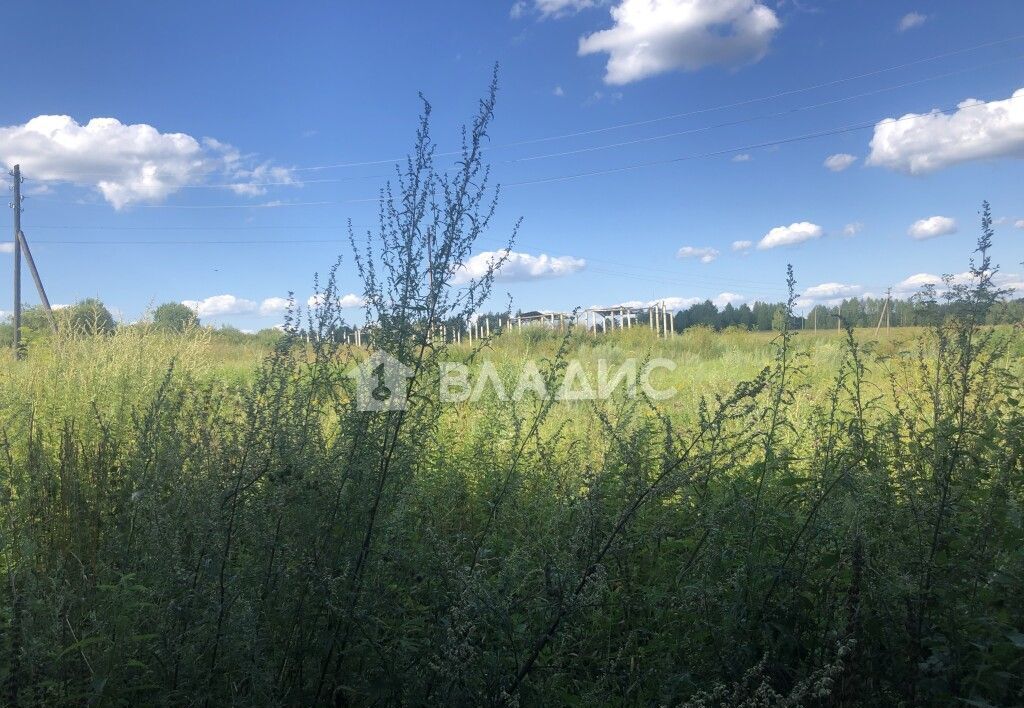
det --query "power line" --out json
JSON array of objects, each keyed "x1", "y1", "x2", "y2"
[
  {"x1": 11, "y1": 230, "x2": 832, "y2": 292},
  {"x1": 20, "y1": 47, "x2": 972, "y2": 195},
  {"x1": 36, "y1": 197, "x2": 381, "y2": 209},
  {"x1": 289, "y1": 32, "x2": 1024, "y2": 171},
  {"x1": 16, "y1": 45, "x2": 1009, "y2": 197},
  {"x1": 585, "y1": 266, "x2": 790, "y2": 299},
  {"x1": 21, "y1": 238, "x2": 351, "y2": 245},
  {"x1": 20, "y1": 48, "x2": 997, "y2": 196},
  {"x1": 507, "y1": 54, "x2": 1024, "y2": 164},
  {"x1": 14, "y1": 35, "x2": 1023, "y2": 204},
  {"x1": 34, "y1": 91, "x2": 1024, "y2": 210},
  {"x1": 494, "y1": 32, "x2": 1024, "y2": 150},
  {"x1": 20, "y1": 230, "x2": 791, "y2": 289},
  {"x1": 505, "y1": 92, "x2": 1024, "y2": 188},
  {"x1": 27, "y1": 224, "x2": 363, "y2": 231}
]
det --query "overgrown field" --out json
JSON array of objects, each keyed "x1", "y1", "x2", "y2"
[
  {"x1": 2, "y1": 85, "x2": 1023, "y2": 705},
  {"x1": 1, "y1": 312, "x2": 1022, "y2": 706}
]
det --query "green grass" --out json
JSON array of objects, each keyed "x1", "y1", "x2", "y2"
[{"x1": 2, "y1": 321, "x2": 1022, "y2": 705}]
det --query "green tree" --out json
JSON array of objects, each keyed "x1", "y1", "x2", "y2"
[
  {"x1": 153, "y1": 302, "x2": 199, "y2": 332},
  {"x1": 67, "y1": 298, "x2": 116, "y2": 335}
]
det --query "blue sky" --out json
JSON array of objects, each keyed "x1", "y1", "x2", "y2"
[{"x1": 2, "y1": 0, "x2": 1023, "y2": 329}]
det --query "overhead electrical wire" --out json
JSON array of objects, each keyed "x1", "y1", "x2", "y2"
[
  {"x1": 290, "y1": 31, "x2": 1024, "y2": 170},
  {"x1": 36, "y1": 90, "x2": 1014, "y2": 207},
  {"x1": 20, "y1": 32, "x2": 1024, "y2": 191},
  {"x1": 35, "y1": 48, "x2": 1018, "y2": 195},
  {"x1": 505, "y1": 92, "x2": 1024, "y2": 188},
  {"x1": 506, "y1": 53, "x2": 1024, "y2": 164},
  {"x1": 20, "y1": 234, "x2": 791, "y2": 290}
]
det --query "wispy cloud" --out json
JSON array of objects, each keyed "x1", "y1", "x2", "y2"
[
  {"x1": 512, "y1": 0, "x2": 594, "y2": 19},
  {"x1": 676, "y1": 245, "x2": 720, "y2": 263},
  {"x1": 897, "y1": 11, "x2": 927, "y2": 32},
  {"x1": 823, "y1": 153, "x2": 857, "y2": 172}
]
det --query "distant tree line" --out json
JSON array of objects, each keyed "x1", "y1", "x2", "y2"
[
  {"x1": 0, "y1": 299, "x2": 283, "y2": 349},
  {"x1": 661, "y1": 295, "x2": 1024, "y2": 332},
  {"x1": 4, "y1": 295, "x2": 1024, "y2": 349}
]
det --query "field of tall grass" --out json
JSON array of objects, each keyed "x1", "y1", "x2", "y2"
[
  {"x1": 2, "y1": 311, "x2": 1022, "y2": 705},
  {"x1": 2, "y1": 84, "x2": 1022, "y2": 705}
]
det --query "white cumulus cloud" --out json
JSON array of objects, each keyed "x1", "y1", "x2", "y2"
[
  {"x1": 182, "y1": 294, "x2": 257, "y2": 318},
  {"x1": 892, "y1": 270, "x2": 1024, "y2": 297},
  {"x1": 258, "y1": 297, "x2": 291, "y2": 316},
  {"x1": 676, "y1": 245, "x2": 720, "y2": 263},
  {"x1": 898, "y1": 12, "x2": 927, "y2": 31},
  {"x1": 578, "y1": 0, "x2": 780, "y2": 85},
  {"x1": 654, "y1": 296, "x2": 702, "y2": 310},
  {"x1": 824, "y1": 153, "x2": 857, "y2": 172},
  {"x1": 1014, "y1": 219, "x2": 1024, "y2": 229},
  {"x1": 0, "y1": 115, "x2": 294, "y2": 209},
  {"x1": 867, "y1": 87, "x2": 1024, "y2": 174},
  {"x1": 339, "y1": 293, "x2": 366, "y2": 308},
  {"x1": 0, "y1": 242, "x2": 13, "y2": 254},
  {"x1": 798, "y1": 282, "x2": 863, "y2": 307},
  {"x1": 757, "y1": 222, "x2": 823, "y2": 250},
  {"x1": 713, "y1": 292, "x2": 744, "y2": 307},
  {"x1": 731, "y1": 239, "x2": 753, "y2": 253},
  {"x1": 608, "y1": 296, "x2": 703, "y2": 311},
  {"x1": 894, "y1": 272, "x2": 941, "y2": 294},
  {"x1": 908, "y1": 215, "x2": 957, "y2": 240},
  {"x1": 306, "y1": 293, "x2": 366, "y2": 309},
  {"x1": 0, "y1": 116, "x2": 209, "y2": 209},
  {"x1": 453, "y1": 249, "x2": 586, "y2": 285},
  {"x1": 732, "y1": 153, "x2": 752, "y2": 162}
]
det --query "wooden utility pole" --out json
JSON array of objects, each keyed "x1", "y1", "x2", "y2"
[
  {"x1": 880, "y1": 286, "x2": 888, "y2": 334},
  {"x1": 873, "y1": 288, "x2": 893, "y2": 336},
  {"x1": 11, "y1": 165, "x2": 22, "y2": 357},
  {"x1": 18, "y1": 230, "x2": 56, "y2": 332}
]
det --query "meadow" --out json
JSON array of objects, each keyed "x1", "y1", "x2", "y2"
[
  {"x1": 1, "y1": 310, "x2": 1022, "y2": 705},
  {"x1": 2, "y1": 87, "x2": 1022, "y2": 706}
]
